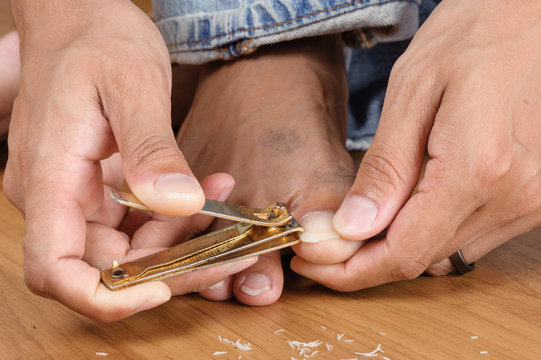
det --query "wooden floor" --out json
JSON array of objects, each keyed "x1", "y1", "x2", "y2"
[{"x1": 1, "y1": 1, "x2": 540, "y2": 359}]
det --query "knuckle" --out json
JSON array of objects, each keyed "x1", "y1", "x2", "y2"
[
  {"x1": 329, "y1": 265, "x2": 361, "y2": 292},
  {"x1": 23, "y1": 261, "x2": 48, "y2": 297},
  {"x1": 103, "y1": 57, "x2": 170, "y2": 112},
  {"x1": 88, "y1": 305, "x2": 129, "y2": 323},
  {"x1": 391, "y1": 50, "x2": 436, "y2": 84},
  {"x1": 425, "y1": 262, "x2": 453, "y2": 277},
  {"x1": 359, "y1": 145, "x2": 409, "y2": 196},
  {"x1": 125, "y1": 134, "x2": 179, "y2": 171},
  {"x1": 389, "y1": 53, "x2": 410, "y2": 78},
  {"x1": 473, "y1": 152, "x2": 541, "y2": 222},
  {"x1": 388, "y1": 52, "x2": 441, "y2": 109},
  {"x1": 389, "y1": 54, "x2": 424, "y2": 89},
  {"x1": 392, "y1": 257, "x2": 428, "y2": 281},
  {"x1": 2, "y1": 163, "x2": 20, "y2": 207},
  {"x1": 335, "y1": 279, "x2": 360, "y2": 292},
  {"x1": 475, "y1": 152, "x2": 512, "y2": 189},
  {"x1": 328, "y1": 275, "x2": 357, "y2": 292}
]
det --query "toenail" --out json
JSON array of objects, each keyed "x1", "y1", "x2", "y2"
[
  {"x1": 299, "y1": 211, "x2": 341, "y2": 243},
  {"x1": 208, "y1": 279, "x2": 225, "y2": 290},
  {"x1": 334, "y1": 195, "x2": 378, "y2": 235},
  {"x1": 239, "y1": 274, "x2": 271, "y2": 296}
]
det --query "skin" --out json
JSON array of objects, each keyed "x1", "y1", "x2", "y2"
[
  {"x1": 292, "y1": 0, "x2": 541, "y2": 290},
  {"x1": 0, "y1": 30, "x2": 19, "y2": 138}
]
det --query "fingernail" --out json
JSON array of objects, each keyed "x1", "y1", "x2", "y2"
[
  {"x1": 208, "y1": 279, "x2": 225, "y2": 290},
  {"x1": 137, "y1": 295, "x2": 171, "y2": 312},
  {"x1": 240, "y1": 274, "x2": 271, "y2": 296},
  {"x1": 334, "y1": 195, "x2": 378, "y2": 235},
  {"x1": 154, "y1": 173, "x2": 203, "y2": 197},
  {"x1": 299, "y1": 211, "x2": 340, "y2": 243}
]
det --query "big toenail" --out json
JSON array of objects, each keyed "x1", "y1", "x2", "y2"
[{"x1": 299, "y1": 211, "x2": 340, "y2": 243}]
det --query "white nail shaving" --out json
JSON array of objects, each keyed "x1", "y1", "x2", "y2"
[
  {"x1": 219, "y1": 336, "x2": 253, "y2": 352},
  {"x1": 354, "y1": 343, "x2": 383, "y2": 357}
]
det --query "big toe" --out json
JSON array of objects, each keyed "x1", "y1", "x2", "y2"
[{"x1": 292, "y1": 177, "x2": 363, "y2": 265}]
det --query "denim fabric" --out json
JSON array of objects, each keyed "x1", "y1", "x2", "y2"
[
  {"x1": 345, "y1": 0, "x2": 440, "y2": 150},
  {"x1": 153, "y1": 0, "x2": 421, "y2": 64}
]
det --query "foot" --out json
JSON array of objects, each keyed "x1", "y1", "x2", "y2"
[
  {"x1": 0, "y1": 31, "x2": 21, "y2": 138},
  {"x1": 176, "y1": 35, "x2": 361, "y2": 305}
]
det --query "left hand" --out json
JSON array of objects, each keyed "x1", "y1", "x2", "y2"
[
  {"x1": 81, "y1": 163, "x2": 257, "y2": 321},
  {"x1": 291, "y1": 0, "x2": 541, "y2": 290}
]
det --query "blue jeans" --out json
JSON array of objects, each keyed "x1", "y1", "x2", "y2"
[{"x1": 152, "y1": 0, "x2": 440, "y2": 149}]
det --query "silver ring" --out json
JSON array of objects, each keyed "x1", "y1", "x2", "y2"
[{"x1": 449, "y1": 250, "x2": 475, "y2": 275}]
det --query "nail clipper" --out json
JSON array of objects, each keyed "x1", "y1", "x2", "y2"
[{"x1": 101, "y1": 191, "x2": 303, "y2": 290}]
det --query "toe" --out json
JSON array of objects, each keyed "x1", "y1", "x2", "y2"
[
  {"x1": 233, "y1": 251, "x2": 283, "y2": 306},
  {"x1": 198, "y1": 275, "x2": 234, "y2": 301},
  {"x1": 294, "y1": 211, "x2": 364, "y2": 264}
]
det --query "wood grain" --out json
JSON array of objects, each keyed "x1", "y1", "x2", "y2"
[
  {"x1": 0, "y1": 0, "x2": 540, "y2": 358},
  {"x1": 1, "y1": 168, "x2": 540, "y2": 359}
]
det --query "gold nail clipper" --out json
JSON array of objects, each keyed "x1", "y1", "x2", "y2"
[{"x1": 101, "y1": 191, "x2": 303, "y2": 290}]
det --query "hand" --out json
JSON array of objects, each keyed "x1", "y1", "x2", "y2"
[
  {"x1": 291, "y1": 0, "x2": 541, "y2": 290},
  {"x1": 3, "y1": 0, "x2": 212, "y2": 321}
]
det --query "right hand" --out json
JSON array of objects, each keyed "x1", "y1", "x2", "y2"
[{"x1": 2, "y1": 0, "x2": 237, "y2": 321}]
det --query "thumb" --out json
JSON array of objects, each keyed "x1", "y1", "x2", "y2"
[
  {"x1": 333, "y1": 63, "x2": 443, "y2": 240},
  {"x1": 121, "y1": 129, "x2": 204, "y2": 217},
  {"x1": 104, "y1": 68, "x2": 204, "y2": 217}
]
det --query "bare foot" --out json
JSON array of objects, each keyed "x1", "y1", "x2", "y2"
[
  {"x1": 0, "y1": 31, "x2": 20, "y2": 138},
  {"x1": 176, "y1": 35, "x2": 362, "y2": 305}
]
